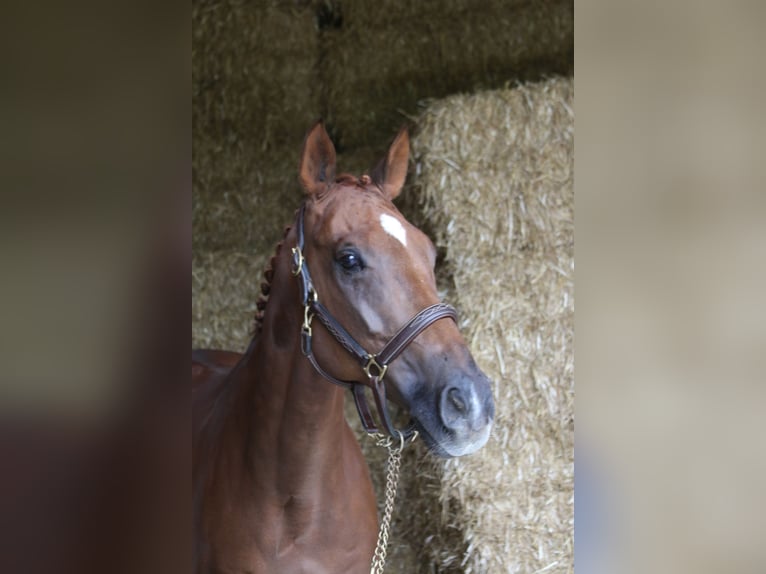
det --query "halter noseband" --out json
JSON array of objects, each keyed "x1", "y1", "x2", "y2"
[{"x1": 290, "y1": 204, "x2": 458, "y2": 441}]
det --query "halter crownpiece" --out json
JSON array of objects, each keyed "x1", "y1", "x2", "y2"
[{"x1": 291, "y1": 203, "x2": 458, "y2": 441}]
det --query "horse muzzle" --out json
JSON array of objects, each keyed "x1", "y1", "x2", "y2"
[{"x1": 405, "y1": 362, "x2": 495, "y2": 458}]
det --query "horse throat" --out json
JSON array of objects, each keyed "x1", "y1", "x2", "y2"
[{"x1": 244, "y1": 253, "x2": 350, "y2": 495}]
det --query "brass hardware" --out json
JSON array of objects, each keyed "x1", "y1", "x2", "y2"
[
  {"x1": 302, "y1": 304, "x2": 314, "y2": 336},
  {"x1": 291, "y1": 247, "x2": 304, "y2": 276},
  {"x1": 363, "y1": 355, "x2": 388, "y2": 381},
  {"x1": 369, "y1": 432, "x2": 404, "y2": 574}
]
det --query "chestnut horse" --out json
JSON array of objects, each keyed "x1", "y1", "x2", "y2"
[{"x1": 193, "y1": 122, "x2": 495, "y2": 574}]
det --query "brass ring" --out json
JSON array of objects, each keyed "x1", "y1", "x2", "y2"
[
  {"x1": 291, "y1": 247, "x2": 304, "y2": 276},
  {"x1": 363, "y1": 355, "x2": 388, "y2": 381}
]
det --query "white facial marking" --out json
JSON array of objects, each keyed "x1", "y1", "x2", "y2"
[
  {"x1": 379, "y1": 213, "x2": 407, "y2": 247},
  {"x1": 357, "y1": 299, "x2": 385, "y2": 335}
]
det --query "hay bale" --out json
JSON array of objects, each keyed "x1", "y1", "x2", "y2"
[
  {"x1": 192, "y1": 250, "x2": 268, "y2": 350},
  {"x1": 192, "y1": 0, "x2": 574, "y2": 251},
  {"x1": 408, "y1": 78, "x2": 574, "y2": 572},
  {"x1": 192, "y1": 148, "x2": 304, "y2": 252},
  {"x1": 192, "y1": 0, "x2": 319, "y2": 150},
  {"x1": 323, "y1": 0, "x2": 573, "y2": 150},
  {"x1": 193, "y1": 0, "x2": 320, "y2": 253}
]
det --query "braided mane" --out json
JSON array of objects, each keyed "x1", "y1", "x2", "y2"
[{"x1": 253, "y1": 223, "x2": 292, "y2": 334}]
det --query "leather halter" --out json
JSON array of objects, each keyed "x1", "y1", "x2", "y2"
[{"x1": 290, "y1": 203, "x2": 458, "y2": 441}]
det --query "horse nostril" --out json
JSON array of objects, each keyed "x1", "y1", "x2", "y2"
[
  {"x1": 441, "y1": 384, "x2": 484, "y2": 434},
  {"x1": 448, "y1": 387, "x2": 467, "y2": 414}
]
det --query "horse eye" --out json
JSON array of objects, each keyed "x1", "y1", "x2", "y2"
[{"x1": 336, "y1": 250, "x2": 364, "y2": 272}]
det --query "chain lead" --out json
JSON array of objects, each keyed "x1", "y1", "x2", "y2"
[{"x1": 369, "y1": 431, "x2": 412, "y2": 574}]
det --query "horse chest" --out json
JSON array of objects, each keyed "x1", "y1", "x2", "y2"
[
  {"x1": 204, "y1": 491, "x2": 377, "y2": 574},
  {"x1": 201, "y1": 433, "x2": 378, "y2": 574}
]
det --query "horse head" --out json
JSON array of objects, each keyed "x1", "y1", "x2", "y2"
[{"x1": 295, "y1": 121, "x2": 494, "y2": 457}]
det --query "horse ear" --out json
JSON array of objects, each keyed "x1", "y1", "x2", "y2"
[
  {"x1": 370, "y1": 127, "x2": 409, "y2": 200},
  {"x1": 299, "y1": 120, "x2": 336, "y2": 196}
]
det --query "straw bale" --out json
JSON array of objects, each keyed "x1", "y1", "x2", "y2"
[
  {"x1": 408, "y1": 78, "x2": 574, "y2": 573},
  {"x1": 193, "y1": 0, "x2": 320, "y2": 252},
  {"x1": 322, "y1": 0, "x2": 573, "y2": 150},
  {"x1": 192, "y1": 0, "x2": 319, "y2": 149},
  {"x1": 192, "y1": 250, "x2": 268, "y2": 351},
  {"x1": 192, "y1": 148, "x2": 304, "y2": 253}
]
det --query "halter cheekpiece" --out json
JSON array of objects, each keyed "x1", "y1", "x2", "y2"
[{"x1": 290, "y1": 203, "x2": 458, "y2": 442}]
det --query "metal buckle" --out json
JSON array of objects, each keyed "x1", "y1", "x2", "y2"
[
  {"x1": 363, "y1": 355, "x2": 388, "y2": 381},
  {"x1": 301, "y1": 289, "x2": 317, "y2": 336},
  {"x1": 291, "y1": 246, "x2": 304, "y2": 276},
  {"x1": 373, "y1": 428, "x2": 414, "y2": 453},
  {"x1": 302, "y1": 304, "x2": 314, "y2": 336}
]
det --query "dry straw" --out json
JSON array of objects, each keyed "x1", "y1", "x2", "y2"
[
  {"x1": 192, "y1": 250, "x2": 269, "y2": 351},
  {"x1": 193, "y1": 0, "x2": 319, "y2": 149},
  {"x1": 403, "y1": 77, "x2": 574, "y2": 573},
  {"x1": 193, "y1": 0, "x2": 320, "y2": 253},
  {"x1": 323, "y1": 0, "x2": 573, "y2": 150}
]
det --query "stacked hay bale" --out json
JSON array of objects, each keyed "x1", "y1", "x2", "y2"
[
  {"x1": 193, "y1": 0, "x2": 320, "y2": 254},
  {"x1": 192, "y1": 251, "x2": 268, "y2": 349},
  {"x1": 322, "y1": 0, "x2": 573, "y2": 151},
  {"x1": 191, "y1": 0, "x2": 574, "y2": 342},
  {"x1": 405, "y1": 78, "x2": 574, "y2": 572},
  {"x1": 192, "y1": 0, "x2": 318, "y2": 350}
]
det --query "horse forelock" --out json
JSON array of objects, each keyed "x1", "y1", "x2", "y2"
[
  {"x1": 334, "y1": 173, "x2": 385, "y2": 195},
  {"x1": 331, "y1": 174, "x2": 388, "y2": 201},
  {"x1": 335, "y1": 173, "x2": 358, "y2": 185}
]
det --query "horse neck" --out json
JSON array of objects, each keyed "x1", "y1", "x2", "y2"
[{"x1": 233, "y1": 241, "x2": 349, "y2": 494}]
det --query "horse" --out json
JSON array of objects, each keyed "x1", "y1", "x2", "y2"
[{"x1": 193, "y1": 121, "x2": 495, "y2": 574}]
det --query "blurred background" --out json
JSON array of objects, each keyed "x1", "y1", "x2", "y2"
[
  {"x1": 577, "y1": 1, "x2": 766, "y2": 573},
  {"x1": 0, "y1": 1, "x2": 188, "y2": 573}
]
